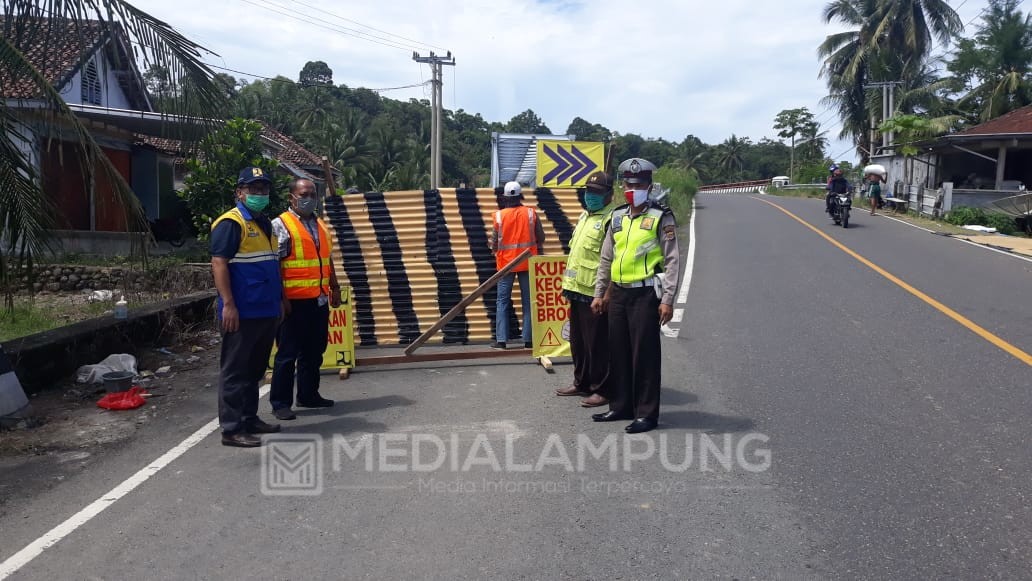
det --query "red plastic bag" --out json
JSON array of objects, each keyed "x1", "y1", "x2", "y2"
[{"x1": 97, "y1": 386, "x2": 148, "y2": 410}]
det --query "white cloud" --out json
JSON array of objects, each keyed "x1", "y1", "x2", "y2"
[{"x1": 131, "y1": 0, "x2": 990, "y2": 165}]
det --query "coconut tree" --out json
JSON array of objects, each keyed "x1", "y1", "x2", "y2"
[
  {"x1": 1, "y1": 1, "x2": 227, "y2": 309},
  {"x1": 819, "y1": 0, "x2": 963, "y2": 162},
  {"x1": 715, "y1": 135, "x2": 750, "y2": 182},
  {"x1": 949, "y1": 0, "x2": 1032, "y2": 122}
]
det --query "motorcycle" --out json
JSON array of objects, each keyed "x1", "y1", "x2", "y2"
[{"x1": 830, "y1": 189, "x2": 852, "y2": 228}]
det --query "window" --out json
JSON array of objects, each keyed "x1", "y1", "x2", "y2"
[{"x1": 81, "y1": 60, "x2": 102, "y2": 105}]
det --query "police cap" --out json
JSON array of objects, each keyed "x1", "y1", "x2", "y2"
[{"x1": 618, "y1": 158, "x2": 657, "y2": 184}]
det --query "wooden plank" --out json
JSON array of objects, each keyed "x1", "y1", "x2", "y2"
[
  {"x1": 357, "y1": 348, "x2": 533, "y2": 366},
  {"x1": 403, "y1": 248, "x2": 532, "y2": 356}
]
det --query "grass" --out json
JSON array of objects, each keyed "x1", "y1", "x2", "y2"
[{"x1": 0, "y1": 299, "x2": 123, "y2": 342}]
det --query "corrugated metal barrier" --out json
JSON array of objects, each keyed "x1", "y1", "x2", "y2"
[{"x1": 322, "y1": 187, "x2": 581, "y2": 346}]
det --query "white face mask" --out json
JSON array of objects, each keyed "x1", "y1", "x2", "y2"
[{"x1": 624, "y1": 189, "x2": 649, "y2": 207}]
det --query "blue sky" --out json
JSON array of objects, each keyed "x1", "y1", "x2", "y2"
[{"x1": 131, "y1": 0, "x2": 994, "y2": 165}]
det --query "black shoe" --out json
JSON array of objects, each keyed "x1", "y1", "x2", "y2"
[
  {"x1": 272, "y1": 408, "x2": 297, "y2": 421},
  {"x1": 523, "y1": 341, "x2": 533, "y2": 349},
  {"x1": 490, "y1": 341, "x2": 506, "y2": 350},
  {"x1": 222, "y1": 432, "x2": 262, "y2": 447},
  {"x1": 297, "y1": 396, "x2": 334, "y2": 408},
  {"x1": 245, "y1": 418, "x2": 281, "y2": 434},
  {"x1": 592, "y1": 410, "x2": 632, "y2": 422},
  {"x1": 625, "y1": 418, "x2": 658, "y2": 433}
]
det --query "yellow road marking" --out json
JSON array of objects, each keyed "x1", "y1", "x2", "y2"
[{"x1": 753, "y1": 197, "x2": 1032, "y2": 367}]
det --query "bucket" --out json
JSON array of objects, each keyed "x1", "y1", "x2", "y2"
[{"x1": 101, "y1": 371, "x2": 134, "y2": 392}]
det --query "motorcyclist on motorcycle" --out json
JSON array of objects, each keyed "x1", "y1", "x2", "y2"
[{"x1": 826, "y1": 166, "x2": 851, "y2": 214}]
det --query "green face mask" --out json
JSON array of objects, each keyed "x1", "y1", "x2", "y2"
[{"x1": 244, "y1": 194, "x2": 270, "y2": 213}]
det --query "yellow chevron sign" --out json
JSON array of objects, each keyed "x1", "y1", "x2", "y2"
[{"x1": 536, "y1": 141, "x2": 604, "y2": 188}]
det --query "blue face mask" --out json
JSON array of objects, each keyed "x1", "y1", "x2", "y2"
[{"x1": 584, "y1": 192, "x2": 607, "y2": 212}]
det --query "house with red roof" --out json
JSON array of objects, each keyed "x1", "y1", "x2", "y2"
[
  {"x1": 870, "y1": 105, "x2": 1032, "y2": 212},
  {"x1": 3, "y1": 17, "x2": 332, "y2": 253}
]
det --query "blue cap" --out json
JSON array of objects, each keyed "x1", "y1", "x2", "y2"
[{"x1": 237, "y1": 166, "x2": 272, "y2": 185}]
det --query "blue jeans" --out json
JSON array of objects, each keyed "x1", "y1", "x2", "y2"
[{"x1": 496, "y1": 270, "x2": 531, "y2": 344}]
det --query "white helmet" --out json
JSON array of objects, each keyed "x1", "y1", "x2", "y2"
[{"x1": 503, "y1": 181, "x2": 522, "y2": 197}]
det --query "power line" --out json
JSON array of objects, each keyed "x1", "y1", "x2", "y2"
[
  {"x1": 235, "y1": 0, "x2": 419, "y2": 53},
  {"x1": 204, "y1": 62, "x2": 428, "y2": 93},
  {"x1": 279, "y1": 0, "x2": 447, "y2": 52}
]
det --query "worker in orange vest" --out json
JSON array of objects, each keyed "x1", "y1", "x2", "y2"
[
  {"x1": 269, "y1": 178, "x2": 342, "y2": 420},
  {"x1": 489, "y1": 181, "x2": 545, "y2": 349}
]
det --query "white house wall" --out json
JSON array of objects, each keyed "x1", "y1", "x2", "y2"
[
  {"x1": 871, "y1": 152, "x2": 938, "y2": 194},
  {"x1": 58, "y1": 46, "x2": 132, "y2": 109}
]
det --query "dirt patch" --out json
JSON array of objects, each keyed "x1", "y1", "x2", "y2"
[{"x1": 0, "y1": 326, "x2": 221, "y2": 456}]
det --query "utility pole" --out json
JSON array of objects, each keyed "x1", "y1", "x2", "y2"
[
  {"x1": 863, "y1": 81, "x2": 902, "y2": 156},
  {"x1": 412, "y1": 51, "x2": 455, "y2": 190}
]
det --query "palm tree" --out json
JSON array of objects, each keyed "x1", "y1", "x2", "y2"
[
  {"x1": 716, "y1": 135, "x2": 750, "y2": 182},
  {"x1": 950, "y1": 0, "x2": 1032, "y2": 122},
  {"x1": 818, "y1": 0, "x2": 962, "y2": 161},
  {"x1": 1, "y1": 2, "x2": 226, "y2": 308},
  {"x1": 818, "y1": 0, "x2": 880, "y2": 159}
]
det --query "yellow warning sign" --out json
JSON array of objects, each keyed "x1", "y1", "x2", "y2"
[
  {"x1": 270, "y1": 286, "x2": 355, "y2": 370},
  {"x1": 528, "y1": 256, "x2": 571, "y2": 358},
  {"x1": 536, "y1": 141, "x2": 605, "y2": 188}
]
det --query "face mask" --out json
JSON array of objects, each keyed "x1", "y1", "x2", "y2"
[
  {"x1": 295, "y1": 197, "x2": 317, "y2": 216},
  {"x1": 624, "y1": 189, "x2": 649, "y2": 207},
  {"x1": 584, "y1": 192, "x2": 607, "y2": 212},
  {"x1": 244, "y1": 194, "x2": 270, "y2": 213}
]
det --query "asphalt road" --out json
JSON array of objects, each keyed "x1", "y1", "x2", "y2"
[{"x1": 1, "y1": 192, "x2": 1030, "y2": 580}]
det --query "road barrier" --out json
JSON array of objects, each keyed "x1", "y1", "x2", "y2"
[{"x1": 322, "y1": 187, "x2": 581, "y2": 346}]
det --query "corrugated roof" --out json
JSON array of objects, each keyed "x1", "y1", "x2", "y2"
[
  {"x1": 956, "y1": 104, "x2": 1032, "y2": 136},
  {"x1": 135, "y1": 120, "x2": 325, "y2": 178},
  {"x1": 492, "y1": 133, "x2": 574, "y2": 187},
  {"x1": 0, "y1": 17, "x2": 107, "y2": 99},
  {"x1": 0, "y1": 17, "x2": 148, "y2": 109},
  {"x1": 255, "y1": 121, "x2": 323, "y2": 168}
]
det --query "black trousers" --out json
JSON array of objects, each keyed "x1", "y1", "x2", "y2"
[
  {"x1": 569, "y1": 298, "x2": 610, "y2": 395},
  {"x1": 607, "y1": 285, "x2": 661, "y2": 421},
  {"x1": 271, "y1": 299, "x2": 329, "y2": 410},
  {"x1": 219, "y1": 317, "x2": 278, "y2": 434}
]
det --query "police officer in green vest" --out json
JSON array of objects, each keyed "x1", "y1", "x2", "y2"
[
  {"x1": 556, "y1": 171, "x2": 618, "y2": 408},
  {"x1": 590, "y1": 158, "x2": 679, "y2": 433}
]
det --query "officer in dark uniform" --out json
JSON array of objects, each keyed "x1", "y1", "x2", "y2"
[{"x1": 590, "y1": 158, "x2": 679, "y2": 433}]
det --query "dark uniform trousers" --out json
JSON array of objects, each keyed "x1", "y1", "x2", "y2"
[
  {"x1": 569, "y1": 298, "x2": 610, "y2": 395},
  {"x1": 607, "y1": 285, "x2": 661, "y2": 421},
  {"x1": 271, "y1": 298, "x2": 330, "y2": 409},
  {"x1": 219, "y1": 316, "x2": 278, "y2": 433}
]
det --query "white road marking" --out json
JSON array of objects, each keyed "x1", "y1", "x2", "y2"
[
  {"x1": 675, "y1": 196, "x2": 697, "y2": 305},
  {"x1": 671, "y1": 308, "x2": 684, "y2": 323},
  {"x1": 0, "y1": 385, "x2": 272, "y2": 580}
]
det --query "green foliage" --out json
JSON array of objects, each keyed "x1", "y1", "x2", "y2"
[
  {"x1": 945, "y1": 205, "x2": 1018, "y2": 234},
  {"x1": 948, "y1": 0, "x2": 1032, "y2": 121},
  {"x1": 654, "y1": 166, "x2": 698, "y2": 223},
  {"x1": 180, "y1": 118, "x2": 289, "y2": 239},
  {"x1": 879, "y1": 114, "x2": 934, "y2": 156}
]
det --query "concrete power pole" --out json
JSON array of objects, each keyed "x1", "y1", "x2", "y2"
[
  {"x1": 412, "y1": 51, "x2": 455, "y2": 190},
  {"x1": 864, "y1": 81, "x2": 902, "y2": 156}
]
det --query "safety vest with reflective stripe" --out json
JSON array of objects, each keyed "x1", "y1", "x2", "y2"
[
  {"x1": 610, "y1": 205, "x2": 665, "y2": 284},
  {"x1": 493, "y1": 206, "x2": 538, "y2": 272},
  {"x1": 278, "y1": 211, "x2": 332, "y2": 300},
  {"x1": 562, "y1": 203, "x2": 616, "y2": 297},
  {"x1": 211, "y1": 204, "x2": 282, "y2": 319}
]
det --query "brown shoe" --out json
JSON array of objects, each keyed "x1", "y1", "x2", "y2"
[
  {"x1": 580, "y1": 393, "x2": 608, "y2": 407},
  {"x1": 555, "y1": 385, "x2": 589, "y2": 396}
]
